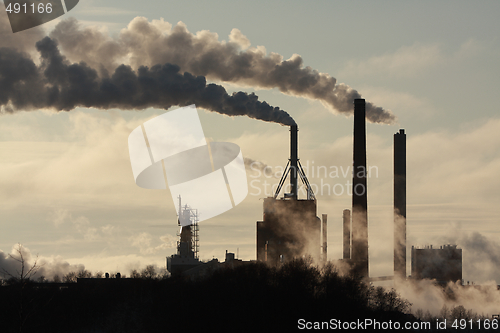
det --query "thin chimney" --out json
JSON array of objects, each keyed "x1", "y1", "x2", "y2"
[
  {"x1": 394, "y1": 129, "x2": 406, "y2": 279},
  {"x1": 352, "y1": 99, "x2": 369, "y2": 278}
]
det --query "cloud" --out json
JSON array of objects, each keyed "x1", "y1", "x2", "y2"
[
  {"x1": 47, "y1": 208, "x2": 71, "y2": 227},
  {"x1": 130, "y1": 232, "x2": 176, "y2": 255},
  {"x1": 340, "y1": 39, "x2": 487, "y2": 79}
]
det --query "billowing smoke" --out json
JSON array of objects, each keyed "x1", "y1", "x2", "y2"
[
  {"x1": 47, "y1": 17, "x2": 395, "y2": 124},
  {"x1": 394, "y1": 277, "x2": 500, "y2": 319},
  {"x1": 456, "y1": 232, "x2": 500, "y2": 283},
  {"x1": 0, "y1": 37, "x2": 295, "y2": 125}
]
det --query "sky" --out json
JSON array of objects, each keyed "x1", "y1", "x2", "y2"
[{"x1": 1, "y1": 0, "x2": 500, "y2": 289}]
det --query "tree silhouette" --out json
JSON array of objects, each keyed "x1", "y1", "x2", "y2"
[
  {"x1": 0, "y1": 243, "x2": 41, "y2": 283},
  {"x1": 140, "y1": 265, "x2": 157, "y2": 279}
]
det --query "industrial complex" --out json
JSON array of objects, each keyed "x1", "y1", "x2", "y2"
[{"x1": 166, "y1": 99, "x2": 463, "y2": 285}]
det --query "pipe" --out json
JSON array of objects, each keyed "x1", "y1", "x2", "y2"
[
  {"x1": 322, "y1": 214, "x2": 328, "y2": 262},
  {"x1": 343, "y1": 209, "x2": 351, "y2": 260}
]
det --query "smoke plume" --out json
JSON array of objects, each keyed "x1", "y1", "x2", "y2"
[
  {"x1": 48, "y1": 17, "x2": 395, "y2": 124},
  {"x1": 0, "y1": 36, "x2": 295, "y2": 125}
]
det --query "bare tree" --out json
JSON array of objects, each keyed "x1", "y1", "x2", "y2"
[
  {"x1": 63, "y1": 271, "x2": 77, "y2": 283},
  {"x1": 77, "y1": 269, "x2": 92, "y2": 279},
  {"x1": 0, "y1": 243, "x2": 44, "y2": 333},
  {"x1": 140, "y1": 265, "x2": 157, "y2": 279},
  {"x1": 130, "y1": 269, "x2": 141, "y2": 278},
  {"x1": 0, "y1": 243, "x2": 42, "y2": 284}
]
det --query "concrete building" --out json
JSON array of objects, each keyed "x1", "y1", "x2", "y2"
[{"x1": 411, "y1": 245, "x2": 462, "y2": 283}]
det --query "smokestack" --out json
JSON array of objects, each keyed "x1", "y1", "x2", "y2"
[
  {"x1": 394, "y1": 129, "x2": 406, "y2": 279},
  {"x1": 290, "y1": 125, "x2": 298, "y2": 200},
  {"x1": 352, "y1": 99, "x2": 369, "y2": 278},
  {"x1": 322, "y1": 214, "x2": 328, "y2": 262},
  {"x1": 343, "y1": 209, "x2": 351, "y2": 260}
]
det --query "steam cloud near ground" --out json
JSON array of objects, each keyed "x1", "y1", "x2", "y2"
[
  {"x1": 389, "y1": 229, "x2": 500, "y2": 318},
  {"x1": 0, "y1": 244, "x2": 85, "y2": 281}
]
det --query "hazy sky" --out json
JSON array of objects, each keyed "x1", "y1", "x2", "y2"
[{"x1": 1, "y1": 0, "x2": 500, "y2": 284}]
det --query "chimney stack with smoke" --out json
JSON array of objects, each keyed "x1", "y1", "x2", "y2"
[
  {"x1": 351, "y1": 99, "x2": 369, "y2": 278},
  {"x1": 289, "y1": 125, "x2": 299, "y2": 200},
  {"x1": 394, "y1": 129, "x2": 406, "y2": 279},
  {"x1": 343, "y1": 209, "x2": 351, "y2": 260}
]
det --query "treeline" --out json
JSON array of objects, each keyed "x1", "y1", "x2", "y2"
[{"x1": 0, "y1": 259, "x2": 420, "y2": 332}]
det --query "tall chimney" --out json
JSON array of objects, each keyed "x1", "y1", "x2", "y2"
[
  {"x1": 322, "y1": 214, "x2": 328, "y2": 262},
  {"x1": 352, "y1": 99, "x2": 369, "y2": 278},
  {"x1": 394, "y1": 129, "x2": 406, "y2": 279},
  {"x1": 290, "y1": 125, "x2": 298, "y2": 200},
  {"x1": 343, "y1": 209, "x2": 351, "y2": 260}
]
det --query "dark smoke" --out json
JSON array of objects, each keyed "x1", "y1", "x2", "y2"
[
  {"x1": 0, "y1": 37, "x2": 295, "y2": 126},
  {"x1": 49, "y1": 17, "x2": 396, "y2": 124}
]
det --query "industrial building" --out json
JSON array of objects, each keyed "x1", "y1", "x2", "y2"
[
  {"x1": 256, "y1": 125, "x2": 325, "y2": 264},
  {"x1": 411, "y1": 245, "x2": 462, "y2": 283}
]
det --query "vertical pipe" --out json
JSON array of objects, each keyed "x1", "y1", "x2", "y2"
[
  {"x1": 322, "y1": 214, "x2": 328, "y2": 262},
  {"x1": 394, "y1": 129, "x2": 406, "y2": 279},
  {"x1": 290, "y1": 125, "x2": 298, "y2": 200},
  {"x1": 352, "y1": 99, "x2": 369, "y2": 278},
  {"x1": 343, "y1": 209, "x2": 351, "y2": 260},
  {"x1": 265, "y1": 242, "x2": 268, "y2": 262}
]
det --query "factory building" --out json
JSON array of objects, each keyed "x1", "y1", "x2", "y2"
[
  {"x1": 256, "y1": 125, "x2": 324, "y2": 264},
  {"x1": 411, "y1": 245, "x2": 462, "y2": 283}
]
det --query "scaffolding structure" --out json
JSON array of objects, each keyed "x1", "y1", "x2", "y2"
[{"x1": 177, "y1": 196, "x2": 199, "y2": 259}]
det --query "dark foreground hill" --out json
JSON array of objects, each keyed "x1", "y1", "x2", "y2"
[{"x1": 0, "y1": 259, "x2": 417, "y2": 333}]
